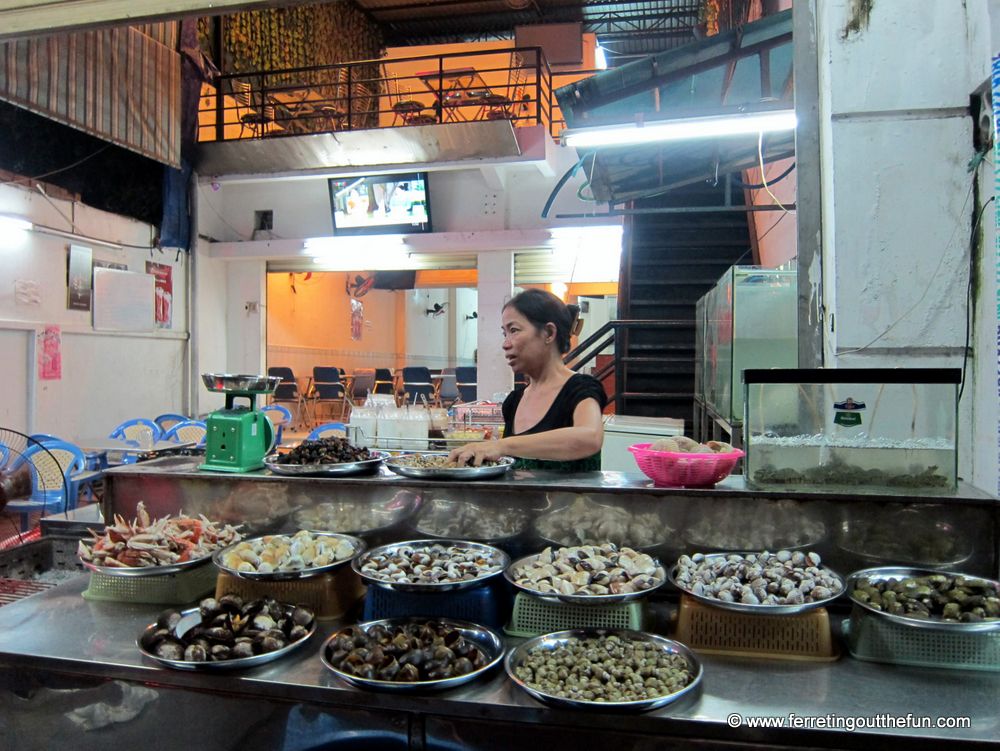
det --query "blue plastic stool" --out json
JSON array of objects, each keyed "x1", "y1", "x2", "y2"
[{"x1": 362, "y1": 578, "x2": 511, "y2": 630}]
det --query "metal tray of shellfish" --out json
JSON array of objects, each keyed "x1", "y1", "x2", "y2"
[
  {"x1": 137, "y1": 604, "x2": 317, "y2": 671},
  {"x1": 846, "y1": 566, "x2": 1000, "y2": 633},
  {"x1": 352, "y1": 539, "x2": 510, "y2": 593},
  {"x1": 321, "y1": 617, "x2": 504, "y2": 692},
  {"x1": 384, "y1": 453, "x2": 515, "y2": 480},
  {"x1": 667, "y1": 551, "x2": 845, "y2": 615},
  {"x1": 837, "y1": 514, "x2": 973, "y2": 570},
  {"x1": 81, "y1": 554, "x2": 217, "y2": 578},
  {"x1": 505, "y1": 549, "x2": 668, "y2": 605},
  {"x1": 264, "y1": 450, "x2": 390, "y2": 477},
  {"x1": 504, "y1": 629, "x2": 702, "y2": 712},
  {"x1": 213, "y1": 531, "x2": 365, "y2": 581},
  {"x1": 412, "y1": 498, "x2": 528, "y2": 544}
]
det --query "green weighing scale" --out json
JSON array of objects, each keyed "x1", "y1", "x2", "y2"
[{"x1": 199, "y1": 373, "x2": 279, "y2": 472}]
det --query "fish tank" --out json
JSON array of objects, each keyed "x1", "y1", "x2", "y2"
[
  {"x1": 694, "y1": 295, "x2": 706, "y2": 402},
  {"x1": 701, "y1": 265, "x2": 798, "y2": 425},
  {"x1": 743, "y1": 368, "x2": 960, "y2": 492}
]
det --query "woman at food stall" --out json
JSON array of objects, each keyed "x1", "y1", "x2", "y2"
[{"x1": 449, "y1": 288, "x2": 606, "y2": 471}]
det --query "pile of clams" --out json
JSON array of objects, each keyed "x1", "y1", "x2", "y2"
[
  {"x1": 511, "y1": 543, "x2": 664, "y2": 597},
  {"x1": 850, "y1": 572, "x2": 1000, "y2": 623},
  {"x1": 357, "y1": 541, "x2": 506, "y2": 586},
  {"x1": 325, "y1": 620, "x2": 492, "y2": 682},
  {"x1": 139, "y1": 594, "x2": 315, "y2": 664},
  {"x1": 673, "y1": 551, "x2": 842, "y2": 606}
]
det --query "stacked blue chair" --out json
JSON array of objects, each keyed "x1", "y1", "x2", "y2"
[
  {"x1": 307, "y1": 422, "x2": 348, "y2": 440},
  {"x1": 163, "y1": 420, "x2": 208, "y2": 448},
  {"x1": 5, "y1": 440, "x2": 86, "y2": 530},
  {"x1": 155, "y1": 413, "x2": 188, "y2": 433},
  {"x1": 109, "y1": 418, "x2": 162, "y2": 464},
  {"x1": 260, "y1": 404, "x2": 292, "y2": 447}
]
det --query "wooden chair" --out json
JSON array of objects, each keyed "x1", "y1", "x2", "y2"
[{"x1": 351, "y1": 368, "x2": 376, "y2": 405}]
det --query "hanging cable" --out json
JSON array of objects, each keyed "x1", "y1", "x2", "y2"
[
  {"x1": 541, "y1": 152, "x2": 589, "y2": 218},
  {"x1": 757, "y1": 131, "x2": 789, "y2": 213}
]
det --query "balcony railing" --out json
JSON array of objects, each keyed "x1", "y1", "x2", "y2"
[{"x1": 198, "y1": 46, "x2": 587, "y2": 145}]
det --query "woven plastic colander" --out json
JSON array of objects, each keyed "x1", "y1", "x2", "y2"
[{"x1": 627, "y1": 443, "x2": 744, "y2": 487}]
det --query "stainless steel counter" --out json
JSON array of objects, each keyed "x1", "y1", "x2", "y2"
[{"x1": 1, "y1": 576, "x2": 998, "y2": 750}]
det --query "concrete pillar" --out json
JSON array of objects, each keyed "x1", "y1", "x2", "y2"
[
  {"x1": 813, "y1": 0, "x2": 992, "y2": 485},
  {"x1": 476, "y1": 251, "x2": 514, "y2": 401}
]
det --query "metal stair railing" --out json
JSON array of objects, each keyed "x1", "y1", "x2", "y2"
[{"x1": 564, "y1": 319, "x2": 693, "y2": 414}]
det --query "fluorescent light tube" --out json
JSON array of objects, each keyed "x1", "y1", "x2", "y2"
[
  {"x1": 0, "y1": 215, "x2": 32, "y2": 232},
  {"x1": 563, "y1": 110, "x2": 797, "y2": 149}
]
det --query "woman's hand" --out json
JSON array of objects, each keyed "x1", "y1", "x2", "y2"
[{"x1": 448, "y1": 440, "x2": 504, "y2": 467}]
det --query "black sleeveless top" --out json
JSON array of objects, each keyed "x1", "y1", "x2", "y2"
[{"x1": 502, "y1": 373, "x2": 607, "y2": 472}]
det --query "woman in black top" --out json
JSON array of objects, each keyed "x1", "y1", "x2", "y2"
[{"x1": 449, "y1": 289, "x2": 607, "y2": 471}]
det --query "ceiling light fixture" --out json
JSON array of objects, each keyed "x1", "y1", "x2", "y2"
[
  {"x1": 0, "y1": 214, "x2": 32, "y2": 233},
  {"x1": 563, "y1": 109, "x2": 797, "y2": 149}
]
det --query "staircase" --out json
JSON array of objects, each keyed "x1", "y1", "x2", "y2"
[{"x1": 616, "y1": 181, "x2": 753, "y2": 433}]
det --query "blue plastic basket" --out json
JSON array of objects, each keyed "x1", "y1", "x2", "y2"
[{"x1": 362, "y1": 580, "x2": 511, "y2": 629}]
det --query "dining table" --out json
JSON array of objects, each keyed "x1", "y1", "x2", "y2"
[{"x1": 415, "y1": 67, "x2": 494, "y2": 122}]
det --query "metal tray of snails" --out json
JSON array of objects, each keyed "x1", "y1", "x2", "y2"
[
  {"x1": 668, "y1": 551, "x2": 844, "y2": 615},
  {"x1": 384, "y1": 453, "x2": 515, "y2": 480},
  {"x1": 352, "y1": 539, "x2": 510, "y2": 593},
  {"x1": 265, "y1": 450, "x2": 390, "y2": 477},
  {"x1": 213, "y1": 530, "x2": 365, "y2": 581},
  {"x1": 321, "y1": 617, "x2": 504, "y2": 692},
  {"x1": 846, "y1": 567, "x2": 1000, "y2": 632},
  {"x1": 505, "y1": 544, "x2": 667, "y2": 605},
  {"x1": 138, "y1": 595, "x2": 316, "y2": 671},
  {"x1": 505, "y1": 629, "x2": 702, "y2": 712}
]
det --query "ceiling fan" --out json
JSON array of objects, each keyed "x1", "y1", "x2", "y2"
[{"x1": 425, "y1": 302, "x2": 449, "y2": 317}]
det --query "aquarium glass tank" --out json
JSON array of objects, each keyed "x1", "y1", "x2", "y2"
[{"x1": 743, "y1": 368, "x2": 960, "y2": 492}]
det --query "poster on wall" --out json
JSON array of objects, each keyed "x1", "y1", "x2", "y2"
[
  {"x1": 67, "y1": 244, "x2": 93, "y2": 310},
  {"x1": 38, "y1": 325, "x2": 61, "y2": 380},
  {"x1": 145, "y1": 261, "x2": 173, "y2": 328},
  {"x1": 351, "y1": 298, "x2": 364, "y2": 341}
]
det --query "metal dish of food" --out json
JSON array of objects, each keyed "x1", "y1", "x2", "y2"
[
  {"x1": 213, "y1": 530, "x2": 365, "y2": 581},
  {"x1": 534, "y1": 496, "x2": 674, "y2": 552},
  {"x1": 201, "y1": 373, "x2": 282, "y2": 393},
  {"x1": 846, "y1": 566, "x2": 1000, "y2": 633},
  {"x1": 413, "y1": 498, "x2": 528, "y2": 543},
  {"x1": 293, "y1": 495, "x2": 417, "y2": 538},
  {"x1": 138, "y1": 601, "x2": 316, "y2": 671},
  {"x1": 321, "y1": 617, "x2": 504, "y2": 692},
  {"x1": 264, "y1": 450, "x2": 389, "y2": 477},
  {"x1": 505, "y1": 629, "x2": 702, "y2": 712},
  {"x1": 384, "y1": 453, "x2": 515, "y2": 480},
  {"x1": 505, "y1": 546, "x2": 667, "y2": 606},
  {"x1": 668, "y1": 551, "x2": 844, "y2": 616},
  {"x1": 352, "y1": 539, "x2": 509, "y2": 593},
  {"x1": 82, "y1": 555, "x2": 216, "y2": 578}
]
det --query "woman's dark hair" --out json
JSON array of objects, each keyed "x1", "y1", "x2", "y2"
[{"x1": 503, "y1": 289, "x2": 580, "y2": 354}]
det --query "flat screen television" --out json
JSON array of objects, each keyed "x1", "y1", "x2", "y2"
[{"x1": 328, "y1": 172, "x2": 431, "y2": 236}]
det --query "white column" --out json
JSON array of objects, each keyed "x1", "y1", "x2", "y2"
[
  {"x1": 476, "y1": 251, "x2": 514, "y2": 401},
  {"x1": 814, "y1": 0, "x2": 991, "y2": 485}
]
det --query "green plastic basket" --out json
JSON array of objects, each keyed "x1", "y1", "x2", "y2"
[
  {"x1": 504, "y1": 592, "x2": 645, "y2": 637},
  {"x1": 845, "y1": 606, "x2": 1000, "y2": 672},
  {"x1": 82, "y1": 563, "x2": 218, "y2": 605}
]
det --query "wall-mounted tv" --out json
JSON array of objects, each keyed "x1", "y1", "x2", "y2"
[{"x1": 328, "y1": 172, "x2": 431, "y2": 236}]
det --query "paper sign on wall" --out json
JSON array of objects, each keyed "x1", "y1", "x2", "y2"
[
  {"x1": 146, "y1": 261, "x2": 173, "y2": 328},
  {"x1": 38, "y1": 325, "x2": 61, "y2": 380}
]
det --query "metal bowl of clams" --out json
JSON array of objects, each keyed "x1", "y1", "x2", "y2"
[
  {"x1": 384, "y1": 453, "x2": 515, "y2": 480},
  {"x1": 505, "y1": 629, "x2": 702, "y2": 712},
  {"x1": 668, "y1": 551, "x2": 844, "y2": 615},
  {"x1": 846, "y1": 566, "x2": 1000, "y2": 632},
  {"x1": 352, "y1": 539, "x2": 510, "y2": 593},
  {"x1": 213, "y1": 530, "x2": 365, "y2": 581},
  {"x1": 505, "y1": 544, "x2": 667, "y2": 605},
  {"x1": 137, "y1": 596, "x2": 316, "y2": 671},
  {"x1": 321, "y1": 617, "x2": 504, "y2": 692},
  {"x1": 413, "y1": 498, "x2": 528, "y2": 544}
]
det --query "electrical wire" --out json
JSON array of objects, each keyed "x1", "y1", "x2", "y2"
[
  {"x1": 757, "y1": 131, "x2": 789, "y2": 213},
  {"x1": 958, "y1": 193, "x2": 995, "y2": 402},
  {"x1": 576, "y1": 151, "x2": 598, "y2": 202},
  {"x1": 1, "y1": 144, "x2": 112, "y2": 186},
  {"x1": 732, "y1": 161, "x2": 796, "y2": 190},
  {"x1": 198, "y1": 184, "x2": 249, "y2": 241},
  {"x1": 838, "y1": 169, "x2": 980, "y2": 356},
  {"x1": 541, "y1": 153, "x2": 589, "y2": 219}
]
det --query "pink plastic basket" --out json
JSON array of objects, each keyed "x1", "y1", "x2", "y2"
[{"x1": 627, "y1": 443, "x2": 744, "y2": 487}]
